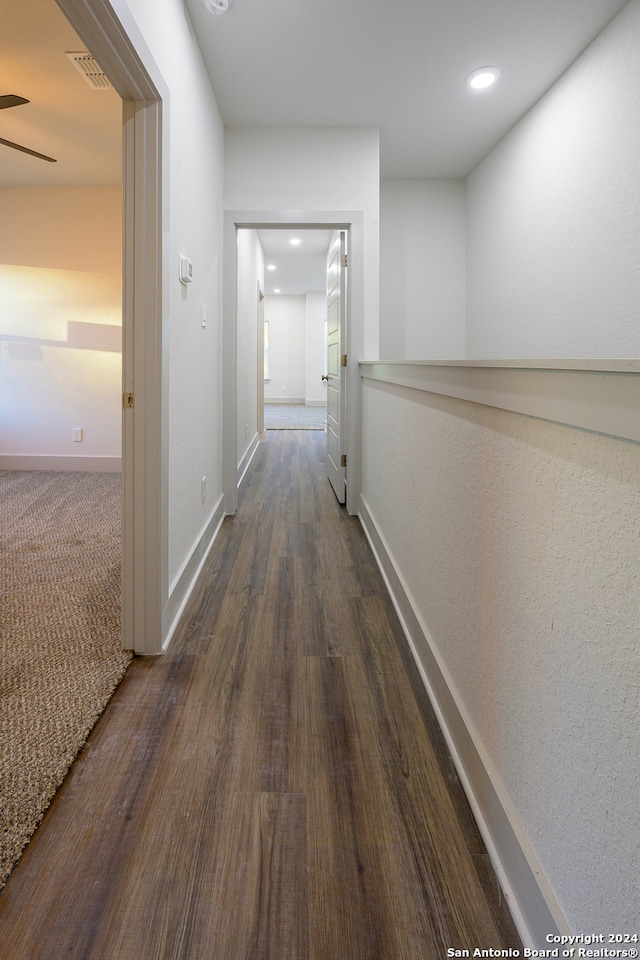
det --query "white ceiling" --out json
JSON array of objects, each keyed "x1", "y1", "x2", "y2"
[
  {"x1": 258, "y1": 229, "x2": 330, "y2": 296},
  {"x1": 197, "y1": 0, "x2": 629, "y2": 289},
  {"x1": 185, "y1": 0, "x2": 629, "y2": 179},
  {"x1": 3, "y1": 0, "x2": 630, "y2": 187},
  {"x1": 1, "y1": 0, "x2": 630, "y2": 289}
]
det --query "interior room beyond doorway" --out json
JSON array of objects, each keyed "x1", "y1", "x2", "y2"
[
  {"x1": 259, "y1": 228, "x2": 331, "y2": 413},
  {"x1": 235, "y1": 227, "x2": 333, "y2": 448}
]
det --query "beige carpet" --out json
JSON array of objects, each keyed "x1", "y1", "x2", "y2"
[{"x1": 0, "y1": 470, "x2": 132, "y2": 890}]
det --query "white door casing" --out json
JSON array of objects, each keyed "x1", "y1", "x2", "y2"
[
  {"x1": 258, "y1": 284, "x2": 265, "y2": 435},
  {"x1": 57, "y1": 0, "x2": 170, "y2": 655},
  {"x1": 223, "y1": 211, "x2": 364, "y2": 518},
  {"x1": 325, "y1": 230, "x2": 347, "y2": 503}
]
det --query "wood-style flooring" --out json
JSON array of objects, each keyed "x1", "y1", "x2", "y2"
[{"x1": 0, "y1": 431, "x2": 522, "y2": 959}]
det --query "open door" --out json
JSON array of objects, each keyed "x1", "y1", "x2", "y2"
[
  {"x1": 258, "y1": 283, "x2": 265, "y2": 435},
  {"x1": 325, "y1": 230, "x2": 347, "y2": 503}
]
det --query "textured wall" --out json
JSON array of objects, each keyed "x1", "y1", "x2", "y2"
[
  {"x1": 123, "y1": 0, "x2": 225, "y2": 587},
  {"x1": 466, "y1": 0, "x2": 640, "y2": 359},
  {"x1": 224, "y1": 127, "x2": 379, "y2": 360},
  {"x1": 361, "y1": 378, "x2": 640, "y2": 932},
  {"x1": 379, "y1": 179, "x2": 466, "y2": 361}
]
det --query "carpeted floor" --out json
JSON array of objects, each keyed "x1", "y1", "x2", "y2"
[
  {"x1": 0, "y1": 470, "x2": 131, "y2": 890},
  {"x1": 264, "y1": 403, "x2": 327, "y2": 429}
]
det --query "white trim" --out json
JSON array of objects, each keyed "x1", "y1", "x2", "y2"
[
  {"x1": 223, "y1": 213, "x2": 239, "y2": 515},
  {"x1": 258, "y1": 282, "x2": 265, "y2": 435},
  {"x1": 237, "y1": 432, "x2": 261, "y2": 491},
  {"x1": 360, "y1": 361, "x2": 640, "y2": 444},
  {"x1": 264, "y1": 397, "x2": 306, "y2": 405},
  {"x1": 358, "y1": 496, "x2": 571, "y2": 949},
  {"x1": 363, "y1": 358, "x2": 640, "y2": 372},
  {"x1": 57, "y1": 0, "x2": 170, "y2": 655},
  {"x1": 0, "y1": 456, "x2": 121, "y2": 472},
  {"x1": 164, "y1": 495, "x2": 226, "y2": 652}
]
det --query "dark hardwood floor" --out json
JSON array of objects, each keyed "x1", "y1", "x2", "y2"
[{"x1": 0, "y1": 431, "x2": 522, "y2": 959}]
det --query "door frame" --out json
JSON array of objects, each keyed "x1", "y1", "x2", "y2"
[
  {"x1": 257, "y1": 283, "x2": 265, "y2": 435},
  {"x1": 325, "y1": 230, "x2": 348, "y2": 503},
  {"x1": 57, "y1": 0, "x2": 169, "y2": 655},
  {"x1": 223, "y1": 210, "x2": 364, "y2": 517}
]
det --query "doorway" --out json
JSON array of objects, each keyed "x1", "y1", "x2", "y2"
[
  {"x1": 257, "y1": 228, "x2": 330, "y2": 431},
  {"x1": 0, "y1": 0, "x2": 123, "y2": 643},
  {"x1": 224, "y1": 212, "x2": 364, "y2": 517},
  {"x1": 58, "y1": 0, "x2": 169, "y2": 655}
]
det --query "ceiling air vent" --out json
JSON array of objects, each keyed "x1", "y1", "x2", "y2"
[{"x1": 66, "y1": 52, "x2": 113, "y2": 90}]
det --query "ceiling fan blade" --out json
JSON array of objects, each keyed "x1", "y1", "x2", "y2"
[
  {"x1": 0, "y1": 137, "x2": 56, "y2": 163},
  {"x1": 0, "y1": 95, "x2": 29, "y2": 110}
]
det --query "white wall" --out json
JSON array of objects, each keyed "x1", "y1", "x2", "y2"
[
  {"x1": 379, "y1": 180, "x2": 466, "y2": 360},
  {"x1": 360, "y1": 372, "x2": 640, "y2": 937},
  {"x1": 0, "y1": 187, "x2": 121, "y2": 464},
  {"x1": 122, "y1": 0, "x2": 224, "y2": 592},
  {"x1": 236, "y1": 229, "x2": 263, "y2": 465},
  {"x1": 466, "y1": 0, "x2": 640, "y2": 359},
  {"x1": 224, "y1": 127, "x2": 380, "y2": 360},
  {"x1": 263, "y1": 292, "x2": 326, "y2": 407},
  {"x1": 224, "y1": 127, "x2": 378, "y2": 515},
  {"x1": 264, "y1": 295, "x2": 306, "y2": 402},
  {"x1": 305, "y1": 291, "x2": 327, "y2": 405}
]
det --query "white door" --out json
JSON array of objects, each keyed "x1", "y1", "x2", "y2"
[
  {"x1": 325, "y1": 230, "x2": 347, "y2": 503},
  {"x1": 258, "y1": 284, "x2": 265, "y2": 434}
]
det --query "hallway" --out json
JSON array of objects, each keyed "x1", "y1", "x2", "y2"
[{"x1": 0, "y1": 431, "x2": 521, "y2": 959}]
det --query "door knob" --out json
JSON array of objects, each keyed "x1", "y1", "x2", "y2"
[{"x1": 321, "y1": 374, "x2": 329, "y2": 381}]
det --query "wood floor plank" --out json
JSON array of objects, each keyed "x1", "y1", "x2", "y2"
[
  {"x1": 198, "y1": 791, "x2": 309, "y2": 960},
  {"x1": 347, "y1": 596, "x2": 520, "y2": 941},
  {"x1": 0, "y1": 430, "x2": 522, "y2": 959}
]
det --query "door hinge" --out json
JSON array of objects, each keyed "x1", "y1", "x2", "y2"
[
  {"x1": 341, "y1": 354, "x2": 348, "y2": 367},
  {"x1": 123, "y1": 392, "x2": 134, "y2": 409},
  {"x1": 341, "y1": 454, "x2": 347, "y2": 468},
  {"x1": 341, "y1": 253, "x2": 348, "y2": 268}
]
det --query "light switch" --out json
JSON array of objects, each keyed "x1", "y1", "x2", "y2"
[{"x1": 180, "y1": 256, "x2": 193, "y2": 284}]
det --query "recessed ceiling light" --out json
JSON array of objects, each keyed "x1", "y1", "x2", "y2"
[
  {"x1": 289, "y1": 238, "x2": 301, "y2": 246},
  {"x1": 267, "y1": 264, "x2": 276, "y2": 271},
  {"x1": 274, "y1": 288, "x2": 281, "y2": 294},
  {"x1": 466, "y1": 66, "x2": 500, "y2": 90}
]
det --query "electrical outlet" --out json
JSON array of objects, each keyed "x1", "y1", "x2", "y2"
[
  {"x1": 201, "y1": 476, "x2": 207, "y2": 504},
  {"x1": 73, "y1": 428, "x2": 83, "y2": 443}
]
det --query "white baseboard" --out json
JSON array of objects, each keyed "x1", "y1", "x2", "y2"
[
  {"x1": 264, "y1": 397, "x2": 305, "y2": 405},
  {"x1": 164, "y1": 494, "x2": 226, "y2": 651},
  {"x1": 358, "y1": 495, "x2": 571, "y2": 949},
  {"x1": 237, "y1": 432, "x2": 260, "y2": 491},
  {"x1": 0, "y1": 455, "x2": 122, "y2": 472},
  {"x1": 305, "y1": 400, "x2": 327, "y2": 408}
]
